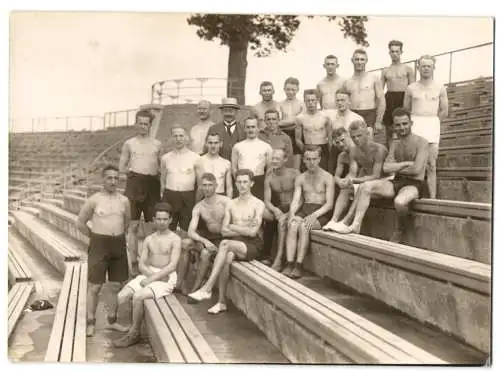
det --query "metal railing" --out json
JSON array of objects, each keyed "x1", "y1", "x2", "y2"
[
  {"x1": 368, "y1": 42, "x2": 493, "y2": 86},
  {"x1": 103, "y1": 109, "x2": 138, "y2": 128},
  {"x1": 151, "y1": 77, "x2": 230, "y2": 105}
]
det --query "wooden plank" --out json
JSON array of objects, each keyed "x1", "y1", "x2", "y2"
[
  {"x1": 437, "y1": 167, "x2": 491, "y2": 180},
  {"x1": 59, "y1": 263, "x2": 81, "y2": 362},
  {"x1": 72, "y1": 263, "x2": 87, "y2": 362},
  {"x1": 8, "y1": 283, "x2": 34, "y2": 340},
  {"x1": 155, "y1": 298, "x2": 201, "y2": 363},
  {"x1": 144, "y1": 300, "x2": 184, "y2": 363},
  {"x1": 231, "y1": 262, "x2": 399, "y2": 363},
  {"x1": 8, "y1": 284, "x2": 23, "y2": 321},
  {"x1": 164, "y1": 296, "x2": 218, "y2": 363},
  {"x1": 247, "y1": 261, "x2": 446, "y2": 364},
  {"x1": 45, "y1": 263, "x2": 75, "y2": 362}
]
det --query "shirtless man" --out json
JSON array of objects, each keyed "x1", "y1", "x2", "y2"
[
  {"x1": 259, "y1": 108, "x2": 294, "y2": 168},
  {"x1": 333, "y1": 108, "x2": 429, "y2": 241},
  {"x1": 404, "y1": 55, "x2": 448, "y2": 199},
  {"x1": 112, "y1": 203, "x2": 181, "y2": 347},
  {"x1": 344, "y1": 49, "x2": 386, "y2": 133},
  {"x1": 76, "y1": 165, "x2": 131, "y2": 337},
  {"x1": 295, "y1": 89, "x2": 333, "y2": 171},
  {"x1": 119, "y1": 109, "x2": 162, "y2": 277},
  {"x1": 190, "y1": 100, "x2": 215, "y2": 154},
  {"x1": 263, "y1": 149, "x2": 300, "y2": 271},
  {"x1": 323, "y1": 120, "x2": 388, "y2": 232},
  {"x1": 161, "y1": 126, "x2": 201, "y2": 234},
  {"x1": 279, "y1": 77, "x2": 306, "y2": 169},
  {"x1": 232, "y1": 117, "x2": 273, "y2": 200},
  {"x1": 317, "y1": 54, "x2": 346, "y2": 113},
  {"x1": 283, "y1": 145, "x2": 335, "y2": 279},
  {"x1": 198, "y1": 133, "x2": 233, "y2": 198},
  {"x1": 188, "y1": 169, "x2": 265, "y2": 314},
  {"x1": 326, "y1": 89, "x2": 365, "y2": 175},
  {"x1": 251, "y1": 81, "x2": 280, "y2": 130},
  {"x1": 381, "y1": 40, "x2": 415, "y2": 149}
]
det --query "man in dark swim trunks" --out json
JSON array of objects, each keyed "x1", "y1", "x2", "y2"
[
  {"x1": 176, "y1": 173, "x2": 230, "y2": 294},
  {"x1": 283, "y1": 145, "x2": 335, "y2": 279},
  {"x1": 334, "y1": 108, "x2": 429, "y2": 242},
  {"x1": 188, "y1": 169, "x2": 265, "y2": 314}
]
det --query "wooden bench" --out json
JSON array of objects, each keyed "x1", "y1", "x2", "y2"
[
  {"x1": 144, "y1": 295, "x2": 218, "y2": 363},
  {"x1": 12, "y1": 210, "x2": 82, "y2": 275},
  {"x1": 229, "y1": 261, "x2": 446, "y2": 364},
  {"x1": 8, "y1": 247, "x2": 32, "y2": 284},
  {"x1": 308, "y1": 231, "x2": 491, "y2": 353},
  {"x1": 45, "y1": 262, "x2": 87, "y2": 362},
  {"x1": 362, "y1": 198, "x2": 491, "y2": 263},
  {"x1": 8, "y1": 282, "x2": 35, "y2": 341}
]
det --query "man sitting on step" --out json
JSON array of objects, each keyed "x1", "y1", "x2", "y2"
[{"x1": 331, "y1": 108, "x2": 429, "y2": 242}]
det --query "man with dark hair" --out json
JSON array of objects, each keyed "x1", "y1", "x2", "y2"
[
  {"x1": 332, "y1": 108, "x2": 429, "y2": 242},
  {"x1": 344, "y1": 49, "x2": 386, "y2": 132},
  {"x1": 295, "y1": 89, "x2": 333, "y2": 171},
  {"x1": 251, "y1": 81, "x2": 280, "y2": 129},
  {"x1": 198, "y1": 133, "x2": 233, "y2": 198},
  {"x1": 112, "y1": 202, "x2": 181, "y2": 347},
  {"x1": 119, "y1": 109, "x2": 162, "y2": 277},
  {"x1": 259, "y1": 108, "x2": 294, "y2": 167},
  {"x1": 317, "y1": 55, "x2": 346, "y2": 111},
  {"x1": 381, "y1": 40, "x2": 415, "y2": 149},
  {"x1": 188, "y1": 169, "x2": 265, "y2": 314},
  {"x1": 176, "y1": 172, "x2": 230, "y2": 294},
  {"x1": 77, "y1": 164, "x2": 131, "y2": 337},
  {"x1": 283, "y1": 145, "x2": 334, "y2": 279}
]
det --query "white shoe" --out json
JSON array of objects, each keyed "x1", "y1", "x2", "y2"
[
  {"x1": 322, "y1": 221, "x2": 339, "y2": 231},
  {"x1": 188, "y1": 290, "x2": 212, "y2": 302},
  {"x1": 332, "y1": 223, "x2": 352, "y2": 234},
  {"x1": 208, "y1": 303, "x2": 227, "y2": 314}
]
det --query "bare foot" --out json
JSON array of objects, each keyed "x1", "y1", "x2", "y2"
[
  {"x1": 208, "y1": 303, "x2": 227, "y2": 314},
  {"x1": 188, "y1": 290, "x2": 212, "y2": 302},
  {"x1": 332, "y1": 223, "x2": 351, "y2": 234}
]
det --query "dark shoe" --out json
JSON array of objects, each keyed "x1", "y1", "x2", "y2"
[
  {"x1": 290, "y1": 263, "x2": 303, "y2": 279},
  {"x1": 112, "y1": 331, "x2": 141, "y2": 348},
  {"x1": 281, "y1": 263, "x2": 294, "y2": 277}
]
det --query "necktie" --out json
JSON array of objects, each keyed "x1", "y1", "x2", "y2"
[{"x1": 225, "y1": 123, "x2": 235, "y2": 135}]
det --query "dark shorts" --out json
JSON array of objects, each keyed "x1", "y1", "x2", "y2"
[
  {"x1": 282, "y1": 128, "x2": 301, "y2": 155},
  {"x1": 296, "y1": 203, "x2": 333, "y2": 227},
  {"x1": 196, "y1": 224, "x2": 224, "y2": 248},
  {"x1": 391, "y1": 175, "x2": 429, "y2": 198},
  {"x1": 162, "y1": 189, "x2": 196, "y2": 231},
  {"x1": 251, "y1": 175, "x2": 266, "y2": 201},
  {"x1": 352, "y1": 109, "x2": 377, "y2": 127},
  {"x1": 125, "y1": 172, "x2": 161, "y2": 222},
  {"x1": 88, "y1": 232, "x2": 129, "y2": 285},
  {"x1": 271, "y1": 191, "x2": 291, "y2": 214},
  {"x1": 383, "y1": 91, "x2": 405, "y2": 127},
  {"x1": 229, "y1": 235, "x2": 263, "y2": 261}
]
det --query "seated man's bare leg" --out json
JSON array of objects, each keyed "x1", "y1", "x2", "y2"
[
  {"x1": 188, "y1": 241, "x2": 230, "y2": 302},
  {"x1": 113, "y1": 287, "x2": 153, "y2": 348},
  {"x1": 427, "y1": 144, "x2": 438, "y2": 199},
  {"x1": 107, "y1": 286, "x2": 134, "y2": 332},
  {"x1": 208, "y1": 250, "x2": 238, "y2": 314},
  {"x1": 283, "y1": 218, "x2": 301, "y2": 276},
  {"x1": 345, "y1": 180, "x2": 395, "y2": 234},
  {"x1": 338, "y1": 186, "x2": 361, "y2": 227},
  {"x1": 391, "y1": 185, "x2": 419, "y2": 243},
  {"x1": 176, "y1": 238, "x2": 194, "y2": 294},
  {"x1": 291, "y1": 218, "x2": 321, "y2": 279},
  {"x1": 127, "y1": 221, "x2": 140, "y2": 277},
  {"x1": 191, "y1": 247, "x2": 214, "y2": 292},
  {"x1": 325, "y1": 188, "x2": 352, "y2": 231},
  {"x1": 271, "y1": 217, "x2": 287, "y2": 271}
]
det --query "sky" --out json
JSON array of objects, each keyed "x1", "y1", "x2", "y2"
[{"x1": 8, "y1": 10, "x2": 494, "y2": 132}]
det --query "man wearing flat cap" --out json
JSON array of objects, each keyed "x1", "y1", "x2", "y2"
[{"x1": 206, "y1": 97, "x2": 246, "y2": 161}]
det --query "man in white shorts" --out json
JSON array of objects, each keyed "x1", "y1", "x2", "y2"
[
  {"x1": 112, "y1": 203, "x2": 181, "y2": 348},
  {"x1": 198, "y1": 133, "x2": 233, "y2": 198},
  {"x1": 232, "y1": 117, "x2": 273, "y2": 201},
  {"x1": 404, "y1": 55, "x2": 448, "y2": 198},
  {"x1": 190, "y1": 100, "x2": 215, "y2": 155}
]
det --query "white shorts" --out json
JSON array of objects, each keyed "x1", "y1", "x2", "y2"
[
  {"x1": 126, "y1": 272, "x2": 178, "y2": 299},
  {"x1": 411, "y1": 115, "x2": 440, "y2": 144}
]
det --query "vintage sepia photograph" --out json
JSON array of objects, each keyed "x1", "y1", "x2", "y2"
[{"x1": 7, "y1": 6, "x2": 493, "y2": 366}]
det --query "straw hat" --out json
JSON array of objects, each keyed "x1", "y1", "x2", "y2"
[{"x1": 220, "y1": 97, "x2": 240, "y2": 109}]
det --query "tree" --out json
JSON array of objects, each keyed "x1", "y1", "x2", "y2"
[{"x1": 187, "y1": 14, "x2": 368, "y2": 105}]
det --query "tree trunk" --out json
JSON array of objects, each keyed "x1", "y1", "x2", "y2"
[{"x1": 226, "y1": 39, "x2": 248, "y2": 106}]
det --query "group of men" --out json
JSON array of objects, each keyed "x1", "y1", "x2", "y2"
[{"x1": 76, "y1": 39, "x2": 449, "y2": 348}]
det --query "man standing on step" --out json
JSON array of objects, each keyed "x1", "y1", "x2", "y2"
[
  {"x1": 198, "y1": 133, "x2": 233, "y2": 198},
  {"x1": 263, "y1": 148, "x2": 300, "y2": 272},
  {"x1": 232, "y1": 117, "x2": 273, "y2": 201},
  {"x1": 332, "y1": 108, "x2": 429, "y2": 242},
  {"x1": 381, "y1": 40, "x2": 415, "y2": 149},
  {"x1": 188, "y1": 169, "x2": 265, "y2": 314},
  {"x1": 251, "y1": 81, "x2": 280, "y2": 130},
  {"x1": 323, "y1": 120, "x2": 388, "y2": 232},
  {"x1": 119, "y1": 109, "x2": 162, "y2": 277},
  {"x1": 317, "y1": 54, "x2": 346, "y2": 113},
  {"x1": 344, "y1": 49, "x2": 386, "y2": 135},
  {"x1": 176, "y1": 173, "x2": 230, "y2": 295},
  {"x1": 295, "y1": 89, "x2": 333, "y2": 171},
  {"x1": 161, "y1": 126, "x2": 201, "y2": 236},
  {"x1": 189, "y1": 100, "x2": 215, "y2": 155},
  {"x1": 283, "y1": 145, "x2": 334, "y2": 279},
  {"x1": 77, "y1": 165, "x2": 131, "y2": 337},
  {"x1": 404, "y1": 55, "x2": 448, "y2": 199},
  {"x1": 207, "y1": 98, "x2": 246, "y2": 161}
]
